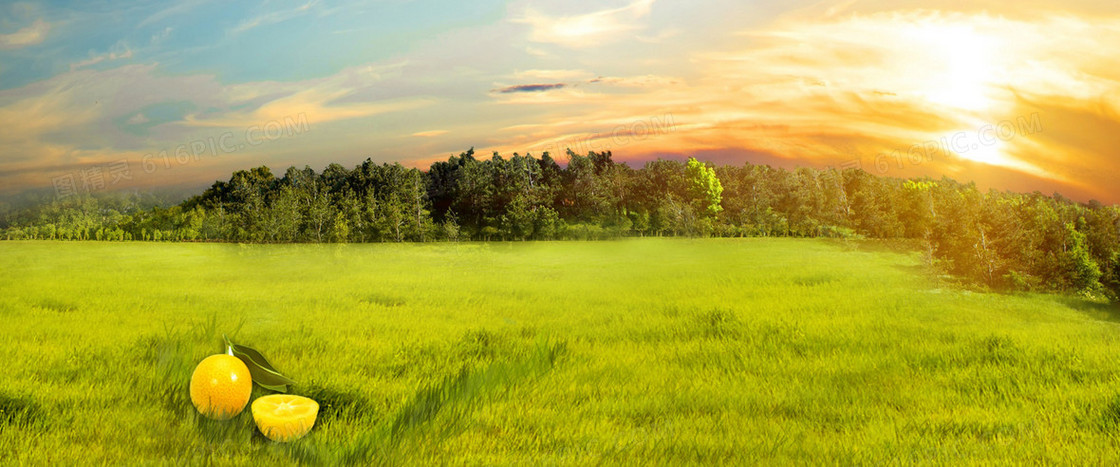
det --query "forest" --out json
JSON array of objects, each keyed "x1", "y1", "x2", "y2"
[{"x1": 1, "y1": 148, "x2": 1118, "y2": 299}]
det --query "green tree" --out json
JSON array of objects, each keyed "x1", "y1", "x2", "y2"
[
  {"x1": 1064, "y1": 221, "x2": 1102, "y2": 294},
  {"x1": 686, "y1": 157, "x2": 723, "y2": 219}
]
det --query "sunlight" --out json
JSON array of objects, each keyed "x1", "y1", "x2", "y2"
[
  {"x1": 938, "y1": 117, "x2": 1011, "y2": 166},
  {"x1": 912, "y1": 23, "x2": 998, "y2": 112},
  {"x1": 952, "y1": 133, "x2": 1006, "y2": 165}
]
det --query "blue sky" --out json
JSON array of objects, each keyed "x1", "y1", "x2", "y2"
[
  {"x1": 2, "y1": 0, "x2": 1119, "y2": 203},
  {"x1": 1, "y1": 1, "x2": 510, "y2": 88}
]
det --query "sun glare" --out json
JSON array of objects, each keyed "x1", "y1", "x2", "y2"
[
  {"x1": 954, "y1": 134, "x2": 1005, "y2": 165},
  {"x1": 936, "y1": 122, "x2": 1008, "y2": 166},
  {"x1": 912, "y1": 23, "x2": 998, "y2": 112}
]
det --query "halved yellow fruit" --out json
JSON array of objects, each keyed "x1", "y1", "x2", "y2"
[{"x1": 251, "y1": 394, "x2": 319, "y2": 442}]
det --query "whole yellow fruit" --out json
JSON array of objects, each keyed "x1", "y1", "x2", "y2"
[
  {"x1": 189, "y1": 354, "x2": 252, "y2": 420},
  {"x1": 252, "y1": 394, "x2": 319, "y2": 442}
]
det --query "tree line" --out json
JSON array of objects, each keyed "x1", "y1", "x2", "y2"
[{"x1": 2, "y1": 148, "x2": 1118, "y2": 299}]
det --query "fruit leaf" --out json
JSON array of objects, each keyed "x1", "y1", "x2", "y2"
[{"x1": 224, "y1": 335, "x2": 296, "y2": 392}]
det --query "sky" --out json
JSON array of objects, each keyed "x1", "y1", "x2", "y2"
[{"x1": 1, "y1": 0, "x2": 1118, "y2": 203}]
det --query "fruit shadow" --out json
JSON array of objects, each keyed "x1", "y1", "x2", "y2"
[{"x1": 189, "y1": 409, "x2": 255, "y2": 444}]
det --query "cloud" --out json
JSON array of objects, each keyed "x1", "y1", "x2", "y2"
[
  {"x1": 589, "y1": 75, "x2": 681, "y2": 88},
  {"x1": 233, "y1": 0, "x2": 320, "y2": 34},
  {"x1": 707, "y1": 10, "x2": 1120, "y2": 190},
  {"x1": 1000, "y1": 94, "x2": 1120, "y2": 202},
  {"x1": 3, "y1": 1, "x2": 1119, "y2": 203},
  {"x1": 69, "y1": 47, "x2": 134, "y2": 71},
  {"x1": 512, "y1": 69, "x2": 596, "y2": 81},
  {"x1": 0, "y1": 19, "x2": 49, "y2": 49},
  {"x1": 138, "y1": 0, "x2": 214, "y2": 28},
  {"x1": 126, "y1": 113, "x2": 150, "y2": 125},
  {"x1": 185, "y1": 64, "x2": 434, "y2": 129},
  {"x1": 0, "y1": 60, "x2": 435, "y2": 194},
  {"x1": 497, "y1": 83, "x2": 567, "y2": 93},
  {"x1": 635, "y1": 27, "x2": 681, "y2": 43},
  {"x1": 0, "y1": 64, "x2": 208, "y2": 173},
  {"x1": 515, "y1": 0, "x2": 655, "y2": 48},
  {"x1": 525, "y1": 46, "x2": 549, "y2": 57},
  {"x1": 491, "y1": 74, "x2": 681, "y2": 100},
  {"x1": 478, "y1": 7, "x2": 1120, "y2": 202},
  {"x1": 150, "y1": 27, "x2": 173, "y2": 46}
]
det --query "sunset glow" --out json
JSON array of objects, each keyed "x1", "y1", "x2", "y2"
[{"x1": 1, "y1": 1, "x2": 1118, "y2": 202}]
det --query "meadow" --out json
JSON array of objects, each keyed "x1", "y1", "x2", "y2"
[{"x1": 2, "y1": 238, "x2": 1120, "y2": 464}]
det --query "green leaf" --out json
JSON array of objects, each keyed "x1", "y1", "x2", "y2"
[{"x1": 224, "y1": 335, "x2": 296, "y2": 393}]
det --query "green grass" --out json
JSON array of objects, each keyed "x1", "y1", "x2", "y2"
[{"x1": 2, "y1": 238, "x2": 1120, "y2": 464}]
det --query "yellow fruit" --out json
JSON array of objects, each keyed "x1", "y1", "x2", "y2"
[
  {"x1": 189, "y1": 354, "x2": 252, "y2": 420},
  {"x1": 252, "y1": 394, "x2": 319, "y2": 442}
]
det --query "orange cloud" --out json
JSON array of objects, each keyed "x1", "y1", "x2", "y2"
[
  {"x1": 514, "y1": 0, "x2": 655, "y2": 48},
  {"x1": 481, "y1": 7, "x2": 1120, "y2": 203}
]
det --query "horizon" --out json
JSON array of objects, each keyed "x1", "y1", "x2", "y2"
[
  {"x1": 2, "y1": 1, "x2": 1119, "y2": 204},
  {"x1": 2, "y1": 149, "x2": 1105, "y2": 210}
]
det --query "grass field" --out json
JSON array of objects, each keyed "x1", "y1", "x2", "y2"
[{"x1": 2, "y1": 238, "x2": 1120, "y2": 464}]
